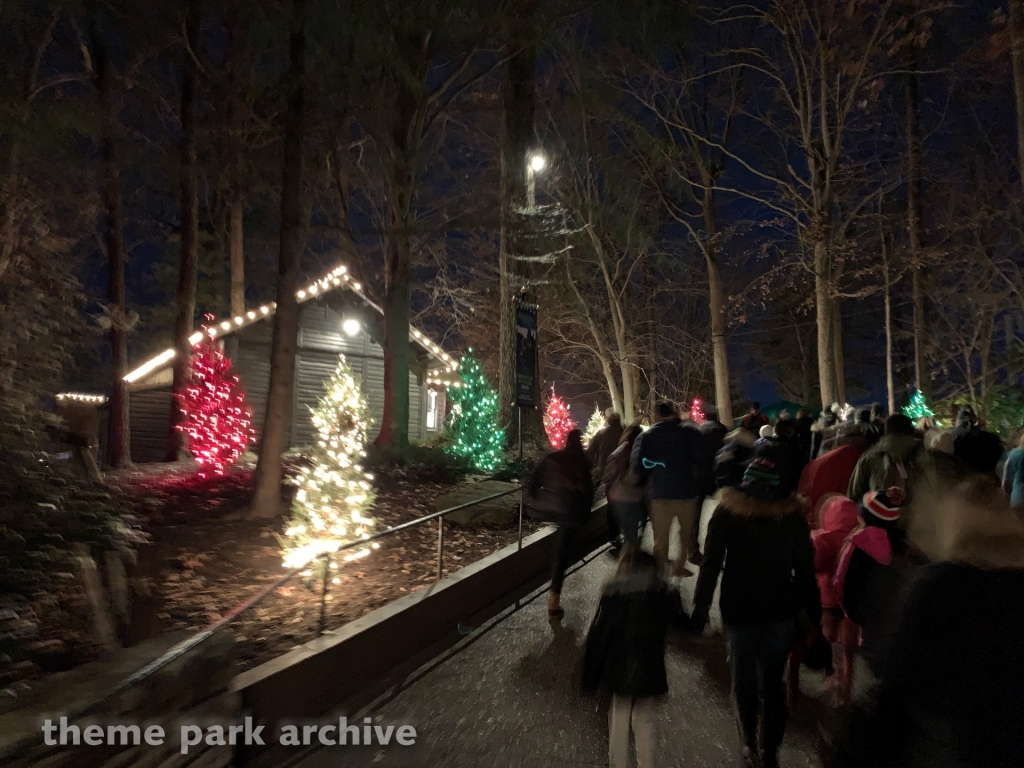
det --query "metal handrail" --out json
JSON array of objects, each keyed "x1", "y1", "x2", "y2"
[{"x1": 33, "y1": 482, "x2": 527, "y2": 731}]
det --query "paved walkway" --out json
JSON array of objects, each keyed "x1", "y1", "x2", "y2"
[{"x1": 289, "y1": 514, "x2": 828, "y2": 768}]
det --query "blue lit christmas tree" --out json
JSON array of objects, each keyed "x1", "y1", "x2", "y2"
[{"x1": 445, "y1": 352, "x2": 505, "y2": 472}]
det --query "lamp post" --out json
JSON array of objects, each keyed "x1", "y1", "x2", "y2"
[{"x1": 526, "y1": 152, "x2": 546, "y2": 210}]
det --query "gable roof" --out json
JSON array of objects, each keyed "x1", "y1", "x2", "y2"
[{"x1": 122, "y1": 261, "x2": 460, "y2": 387}]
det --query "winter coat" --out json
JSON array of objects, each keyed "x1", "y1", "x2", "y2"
[
  {"x1": 629, "y1": 417, "x2": 702, "y2": 500},
  {"x1": 832, "y1": 525, "x2": 899, "y2": 627},
  {"x1": 714, "y1": 442, "x2": 750, "y2": 489},
  {"x1": 796, "y1": 415, "x2": 815, "y2": 462},
  {"x1": 742, "y1": 411, "x2": 770, "y2": 435},
  {"x1": 825, "y1": 500, "x2": 1024, "y2": 768},
  {"x1": 696, "y1": 420, "x2": 728, "y2": 496},
  {"x1": 527, "y1": 449, "x2": 594, "y2": 525},
  {"x1": 812, "y1": 496, "x2": 860, "y2": 609},
  {"x1": 581, "y1": 569, "x2": 680, "y2": 697},
  {"x1": 586, "y1": 418, "x2": 624, "y2": 478},
  {"x1": 693, "y1": 487, "x2": 821, "y2": 628},
  {"x1": 798, "y1": 443, "x2": 866, "y2": 525},
  {"x1": 951, "y1": 426, "x2": 1003, "y2": 476},
  {"x1": 602, "y1": 441, "x2": 643, "y2": 504},
  {"x1": 847, "y1": 434, "x2": 924, "y2": 505}
]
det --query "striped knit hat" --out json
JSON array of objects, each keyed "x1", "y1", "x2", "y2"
[{"x1": 861, "y1": 487, "x2": 905, "y2": 524}]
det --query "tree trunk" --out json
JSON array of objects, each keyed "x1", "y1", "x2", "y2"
[
  {"x1": 814, "y1": 238, "x2": 836, "y2": 409},
  {"x1": 250, "y1": 0, "x2": 307, "y2": 518},
  {"x1": 644, "y1": 255, "x2": 657, "y2": 421},
  {"x1": 498, "y1": 1, "x2": 537, "y2": 444},
  {"x1": 882, "y1": 223, "x2": 895, "y2": 415},
  {"x1": 1011, "y1": 0, "x2": 1024, "y2": 186},
  {"x1": 907, "y1": 71, "x2": 928, "y2": 396},
  {"x1": 230, "y1": 198, "x2": 245, "y2": 316},
  {"x1": 980, "y1": 310, "x2": 994, "y2": 421},
  {"x1": 702, "y1": 191, "x2": 732, "y2": 425},
  {"x1": 93, "y1": 15, "x2": 131, "y2": 469},
  {"x1": 376, "y1": 173, "x2": 412, "y2": 448},
  {"x1": 167, "y1": 0, "x2": 201, "y2": 462},
  {"x1": 832, "y1": 299, "x2": 845, "y2": 406}
]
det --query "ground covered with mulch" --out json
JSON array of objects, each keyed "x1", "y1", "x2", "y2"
[{"x1": 106, "y1": 459, "x2": 541, "y2": 672}]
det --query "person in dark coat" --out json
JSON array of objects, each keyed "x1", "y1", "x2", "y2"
[
  {"x1": 582, "y1": 548, "x2": 680, "y2": 768},
  {"x1": 823, "y1": 479, "x2": 1024, "y2": 768},
  {"x1": 692, "y1": 440, "x2": 821, "y2": 768},
  {"x1": 690, "y1": 404, "x2": 728, "y2": 564},
  {"x1": 630, "y1": 401, "x2": 702, "y2": 576},
  {"x1": 527, "y1": 429, "x2": 593, "y2": 617},
  {"x1": 715, "y1": 428, "x2": 756, "y2": 490},
  {"x1": 602, "y1": 424, "x2": 646, "y2": 548},
  {"x1": 795, "y1": 408, "x2": 815, "y2": 462},
  {"x1": 741, "y1": 401, "x2": 770, "y2": 436},
  {"x1": 587, "y1": 409, "x2": 624, "y2": 480},
  {"x1": 951, "y1": 409, "x2": 1004, "y2": 476}
]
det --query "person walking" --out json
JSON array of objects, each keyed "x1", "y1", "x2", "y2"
[
  {"x1": 630, "y1": 401, "x2": 702, "y2": 577},
  {"x1": 582, "y1": 548, "x2": 680, "y2": 768},
  {"x1": 692, "y1": 440, "x2": 821, "y2": 768},
  {"x1": 951, "y1": 408, "x2": 1004, "y2": 476},
  {"x1": 691, "y1": 404, "x2": 729, "y2": 564},
  {"x1": 822, "y1": 479, "x2": 1024, "y2": 768},
  {"x1": 1001, "y1": 432, "x2": 1024, "y2": 512},
  {"x1": 587, "y1": 409, "x2": 624, "y2": 479},
  {"x1": 795, "y1": 408, "x2": 815, "y2": 462},
  {"x1": 741, "y1": 401, "x2": 770, "y2": 436},
  {"x1": 527, "y1": 429, "x2": 594, "y2": 618},
  {"x1": 847, "y1": 414, "x2": 924, "y2": 506},
  {"x1": 602, "y1": 424, "x2": 646, "y2": 548}
]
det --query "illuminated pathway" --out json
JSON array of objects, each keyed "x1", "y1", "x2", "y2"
[{"x1": 288, "y1": 531, "x2": 826, "y2": 768}]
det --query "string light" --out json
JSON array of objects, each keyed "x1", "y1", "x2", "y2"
[
  {"x1": 56, "y1": 393, "x2": 107, "y2": 404},
  {"x1": 176, "y1": 336, "x2": 253, "y2": 478},
  {"x1": 282, "y1": 355, "x2": 377, "y2": 572},
  {"x1": 582, "y1": 405, "x2": 605, "y2": 448},
  {"x1": 444, "y1": 352, "x2": 505, "y2": 471},
  {"x1": 690, "y1": 397, "x2": 706, "y2": 424},
  {"x1": 903, "y1": 389, "x2": 935, "y2": 421},
  {"x1": 544, "y1": 385, "x2": 575, "y2": 450}
]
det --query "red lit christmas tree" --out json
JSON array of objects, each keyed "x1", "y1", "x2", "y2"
[
  {"x1": 690, "y1": 398, "x2": 706, "y2": 424},
  {"x1": 544, "y1": 385, "x2": 576, "y2": 450},
  {"x1": 178, "y1": 338, "x2": 253, "y2": 477}
]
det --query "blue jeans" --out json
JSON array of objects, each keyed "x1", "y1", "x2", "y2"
[
  {"x1": 610, "y1": 501, "x2": 646, "y2": 548},
  {"x1": 724, "y1": 619, "x2": 795, "y2": 760}
]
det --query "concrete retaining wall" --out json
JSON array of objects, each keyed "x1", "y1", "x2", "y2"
[{"x1": 233, "y1": 505, "x2": 608, "y2": 763}]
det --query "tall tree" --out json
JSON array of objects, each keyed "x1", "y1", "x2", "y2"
[
  {"x1": 250, "y1": 0, "x2": 308, "y2": 517},
  {"x1": 167, "y1": 0, "x2": 202, "y2": 460},
  {"x1": 90, "y1": 5, "x2": 131, "y2": 468}
]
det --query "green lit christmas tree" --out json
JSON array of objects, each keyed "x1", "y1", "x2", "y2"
[
  {"x1": 582, "y1": 405, "x2": 605, "y2": 447},
  {"x1": 281, "y1": 356, "x2": 378, "y2": 573},
  {"x1": 445, "y1": 352, "x2": 505, "y2": 472},
  {"x1": 903, "y1": 389, "x2": 935, "y2": 421}
]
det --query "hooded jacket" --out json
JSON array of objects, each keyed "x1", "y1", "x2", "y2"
[
  {"x1": 799, "y1": 443, "x2": 866, "y2": 525},
  {"x1": 812, "y1": 496, "x2": 860, "y2": 608},
  {"x1": 827, "y1": 495, "x2": 1024, "y2": 768},
  {"x1": 629, "y1": 417, "x2": 702, "y2": 500},
  {"x1": 847, "y1": 434, "x2": 924, "y2": 504},
  {"x1": 693, "y1": 487, "x2": 821, "y2": 627}
]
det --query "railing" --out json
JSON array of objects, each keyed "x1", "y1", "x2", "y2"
[{"x1": 25, "y1": 483, "x2": 529, "y2": 729}]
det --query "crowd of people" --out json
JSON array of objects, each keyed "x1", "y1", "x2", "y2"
[{"x1": 527, "y1": 398, "x2": 1024, "y2": 768}]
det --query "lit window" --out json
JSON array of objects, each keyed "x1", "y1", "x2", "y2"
[{"x1": 426, "y1": 389, "x2": 439, "y2": 430}]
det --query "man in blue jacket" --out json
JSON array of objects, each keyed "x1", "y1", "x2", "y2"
[{"x1": 630, "y1": 401, "x2": 702, "y2": 577}]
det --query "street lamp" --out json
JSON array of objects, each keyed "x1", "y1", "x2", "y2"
[
  {"x1": 342, "y1": 318, "x2": 361, "y2": 337},
  {"x1": 526, "y1": 151, "x2": 547, "y2": 209}
]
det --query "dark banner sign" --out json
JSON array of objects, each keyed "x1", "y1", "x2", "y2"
[{"x1": 514, "y1": 303, "x2": 538, "y2": 407}]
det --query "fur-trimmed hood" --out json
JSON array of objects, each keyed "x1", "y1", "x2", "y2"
[{"x1": 719, "y1": 486, "x2": 805, "y2": 519}]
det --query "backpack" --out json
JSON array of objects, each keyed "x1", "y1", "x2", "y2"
[{"x1": 871, "y1": 445, "x2": 920, "y2": 498}]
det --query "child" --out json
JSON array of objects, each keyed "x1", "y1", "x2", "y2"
[
  {"x1": 832, "y1": 488, "x2": 906, "y2": 671},
  {"x1": 581, "y1": 548, "x2": 679, "y2": 768}
]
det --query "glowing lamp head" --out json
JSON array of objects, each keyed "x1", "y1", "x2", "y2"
[
  {"x1": 342, "y1": 318, "x2": 361, "y2": 337},
  {"x1": 529, "y1": 153, "x2": 546, "y2": 173}
]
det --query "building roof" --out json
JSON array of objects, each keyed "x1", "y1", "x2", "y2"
[{"x1": 118, "y1": 261, "x2": 461, "y2": 389}]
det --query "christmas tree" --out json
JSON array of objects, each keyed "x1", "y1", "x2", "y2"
[
  {"x1": 582, "y1": 405, "x2": 605, "y2": 447},
  {"x1": 178, "y1": 338, "x2": 253, "y2": 477},
  {"x1": 544, "y1": 385, "x2": 576, "y2": 450},
  {"x1": 282, "y1": 356, "x2": 378, "y2": 572},
  {"x1": 690, "y1": 398, "x2": 706, "y2": 424},
  {"x1": 444, "y1": 351, "x2": 505, "y2": 472},
  {"x1": 903, "y1": 389, "x2": 935, "y2": 421}
]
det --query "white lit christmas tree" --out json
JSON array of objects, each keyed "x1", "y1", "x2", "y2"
[
  {"x1": 281, "y1": 356, "x2": 378, "y2": 572},
  {"x1": 582, "y1": 405, "x2": 605, "y2": 448}
]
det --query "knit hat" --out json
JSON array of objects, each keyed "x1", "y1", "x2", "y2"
[
  {"x1": 740, "y1": 440, "x2": 794, "y2": 501},
  {"x1": 759, "y1": 424, "x2": 775, "y2": 439},
  {"x1": 861, "y1": 487, "x2": 904, "y2": 525}
]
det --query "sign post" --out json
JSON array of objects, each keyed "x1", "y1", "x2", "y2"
[{"x1": 514, "y1": 301, "x2": 538, "y2": 460}]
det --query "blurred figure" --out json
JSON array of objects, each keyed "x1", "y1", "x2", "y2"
[
  {"x1": 1002, "y1": 432, "x2": 1024, "y2": 512},
  {"x1": 527, "y1": 429, "x2": 593, "y2": 617},
  {"x1": 602, "y1": 424, "x2": 646, "y2": 549},
  {"x1": 692, "y1": 404, "x2": 728, "y2": 565},
  {"x1": 811, "y1": 408, "x2": 839, "y2": 458},
  {"x1": 798, "y1": 429, "x2": 870, "y2": 527},
  {"x1": 692, "y1": 440, "x2": 820, "y2": 768},
  {"x1": 582, "y1": 548, "x2": 679, "y2": 768},
  {"x1": 823, "y1": 480, "x2": 1024, "y2": 768},
  {"x1": 587, "y1": 409, "x2": 624, "y2": 480},
  {"x1": 847, "y1": 414, "x2": 923, "y2": 505},
  {"x1": 630, "y1": 401, "x2": 702, "y2": 577},
  {"x1": 774, "y1": 417, "x2": 807, "y2": 491},
  {"x1": 742, "y1": 401, "x2": 770, "y2": 436},
  {"x1": 951, "y1": 408, "x2": 1003, "y2": 476},
  {"x1": 716, "y1": 428, "x2": 756, "y2": 490},
  {"x1": 795, "y1": 408, "x2": 815, "y2": 462}
]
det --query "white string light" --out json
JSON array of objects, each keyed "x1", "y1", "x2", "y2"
[{"x1": 56, "y1": 393, "x2": 108, "y2": 404}]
